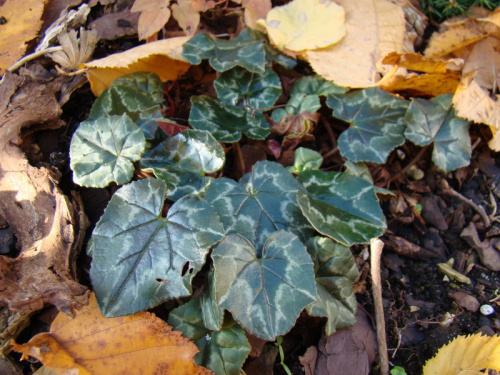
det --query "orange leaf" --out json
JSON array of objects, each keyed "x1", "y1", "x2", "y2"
[
  {"x1": 0, "y1": 0, "x2": 46, "y2": 75},
  {"x1": 378, "y1": 72, "x2": 461, "y2": 97},
  {"x1": 11, "y1": 294, "x2": 212, "y2": 375},
  {"x1": 381, "y1": 52, "x2": 462, "y2": 74},
  {"x1": 82, "y1": 36, "x2": 191, "y2": 96}
]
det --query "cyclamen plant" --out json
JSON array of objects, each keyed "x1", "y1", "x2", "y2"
[{"x1": 69, "y1": 28, "x2": 471, "y2": 374}]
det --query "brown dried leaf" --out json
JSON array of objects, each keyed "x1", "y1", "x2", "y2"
[
  {"x1": 0, "y1": 0, "x2": 46, "y2": 75},
  {"x1": 242, "y1": 0, "x2": 272, "y2": 31},
  {"x1": 11, "y1": 294, "x2": 212, "y2": 375},
  {"x1": 172, "y1": 0, "x2": 200, "y2": 36},
  {"x1": 131, "y1": 0, "x2": 171, "y2": 40},
  {"x1": 0, "y1": 72, "x2": 88, "y2": 315},
  {"x1": 270, "y1": 111, "x2": 320, "y2": 136}
]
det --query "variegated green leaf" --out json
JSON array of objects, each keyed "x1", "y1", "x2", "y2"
[
  {"x1": 297, "y1": 170, "x2": 386, "y2": 246},
  {"x1": 182, "y1": 32, "x2": 266, "y2": 73},
  {"x1": 305, "y1": 237, "x2": 359, "y2": 336},
  {"x1": 168, "y1": 297, "x2": 250, "y2": 375},
  {"x1": 405, "y1": 94, "x2": 471, "y2": 173},
  {"x1": 89, "y1": 178, "x2": 224, "y2": 317},
  {"x1": 271, "y1": 93, "x2": 321, "y2": 123},
  {"x1": 235, "y1": 28, "x2": 296, "y2": 69},
  {"x1": 287, "y1": 147, "x2": 323, "y2": 174},
  {"x1": 211, "y1": 231, "x2": 316, "y2": 340},
  {"x1": 204, "y1": 160, "x2": 314, "y2": 251},
  {"x1": 343, "y1": 160, "x2": 395, "y2": 197},
  {"x1": 70, "y1": 114, "x2": 146, "y2": 188},
  {"x1": 214, "y1": 66, "x2": 282, "y2": 109},
  {"x1": 200, "y1": 269, "x2": 225, "y2": 331},
  {"x1": 89, "y1": 72, "x2": 164, "y2": 121},
  {"x1": 290, "y1": 75, "x2": 348, "y2": 96},
  {"x1": 326, "y1": 87, "x2": 409, "y2": 164},
  {"x1": 189, "y1": 95, "x2": 269, "y2": 142},
  {"x1": 140, "y1": 129, "x2": 225, "y2": 200}
]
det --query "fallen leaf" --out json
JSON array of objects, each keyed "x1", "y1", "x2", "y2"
[
  {"x1": 0, "y1": 72, "x2": 88, "y2": 315},
  {"x1": 305, "y1": 0, "x2": 406, "y2": 87},
  {"x1": 422, "y1": 333, "x2": 500, "y2": 375},
  {"x1": 381, "y1": 52, "x2": 462, "y2": 74},
  {"x1": 172, "y1": 0, "x2": 200, "y2": 35},
  {"x1": 461, "y1": 36, "x2": 500, "y2": 90},
  {"x1": 82, "y1": 36, "x2": 191, "y2": 95},
  {"x1": 453, "y1": 74, "x2": 500, "y2": 150},
  {"x1": 50, "y1": 28, "x2": 99, "y2": 71},
  {"x1": 89, "y1": 9, "x2": 139, "y2": 40},
  {"x1": 378, "y1": 71, "x2": 461, "y2": 96},
  {"x1": 241, "y1": 0, "x2": 271, "y2": 31},
  {"x1": 0, "y1": 0, "x2": 46, "y2": 75},
  {"x1": 257, "y1": 0, "x2": 346, "y2": 53},
  {"x1": 11, "y1": 294, "x2": 212, "y2": 375},
  {"x1": 131, "y1": 0, "x2": 171, "y2": 40},
  {"x1": 461, "y1": 222, "x2": 500, "y2": 271},
  {"x1": 190, "y1": 0, "x2": 216, "y2": 12}
]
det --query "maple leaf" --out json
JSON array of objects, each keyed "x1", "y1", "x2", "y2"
[{"x1": 11, "y1": 294, "x2": 212, "y2": 375}]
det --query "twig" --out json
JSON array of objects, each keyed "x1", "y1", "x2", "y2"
[
  {"x1": 439, "y1": 179, "x2": 491, "y2": 228},
  {"x1": 370, "y1": 237, "x2": 389, "y2": 375},
  {"x1": 233, "y1": 142, "x2": 245, "y2": 177},
  {"x1": 7, "y1": 46, "x2": 63, "y2": 73}
]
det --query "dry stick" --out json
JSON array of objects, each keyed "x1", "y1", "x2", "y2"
[
  {"x1": 233, "y1": 142, "x2": 245, "y2": 176},
  {"x1": 7, "y1": 46, "x2": 63, "y2": 73},
  {"x1": 439, "y1": 179, "x2": 491, "y2": 228},
  {"x1": 370, "y1": 237, "x2": 389, "y2": 375}
]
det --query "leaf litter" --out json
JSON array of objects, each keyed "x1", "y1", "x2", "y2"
[{"x1": 2, "y1": 0, "x2": 500, "y2": 374}]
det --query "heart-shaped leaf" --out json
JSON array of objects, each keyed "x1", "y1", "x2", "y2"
[
  {"x1": 89, "y1": 178, "x2": 224, "y2": 317},
  {"x1": 89, "y1": 72, "x2": 165, "y2": 121},
  {"x1": 235, "y1": 28, "x2": 296, "y2": 70},
  {"x1": 326, "y1": 87, "x2": 409, "y2": 163},
  {"x1": 70, "y1": 114, "x2": 146, "y2": 188},
  {"x1": 140, "y1": 129, "x2": 225, "y2": 200},
  {"x1": 305, "y1": 237, "x2": 359, "y2": 335},
  {"x1": 404, "y1": 94, "x2": 471, "y2": 173},
  {"x1": 297, "y1": 170, "x2": 386, "y2": 246},
  {"x1": 214, "y1": 66, "x2": 282, "y2": 109},
  {"x1": 182, "y1": 32, "x2": 266, "y2": 73},
  {"x1": 290, "y1": 75, "x2": 348, "y2": 96},
  {"x1": 189, "y1": 95, "x2": 270, "y2": 142},
  {"x1": 211, "y1": 231, "x2": 316, "y2": 340},
  {"x1": 168, "y1": 296, "x2": 251, "y2": 375},
  {"x1": 204, "y1": 160, "x2": 314, "y2": 251}
]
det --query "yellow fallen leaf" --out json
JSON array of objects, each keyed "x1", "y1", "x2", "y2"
[
  {"x1": 304, "y1": 0, "x2": 406, "y2": 88},
  {"x1": 82, "y1": 36, "x2": 191, "y2": 96},
  {"x1": 0, "y1": 0, "x2": 46, "y2": 76},
  {"x1": 422, "y1": 333, "x2": 500, "y2": 375},
  {"x1": 381, "y1": 52, "x2": 462, "y2": 74},
  {"x1": 257, "y1": 0, "x2": 346, "y2": 53},
  {"x1": 131, "y1": 0, "x2": 171, "y2": 40},
  {"x1": 378, "y1": 72, "x2": 461, "y2": 97},
  {"x1": 11, "y1": 294, "x2": 212, "y2": 375},
  {"x1": 453, "y1": 74, "x2": 500, "y2": 151}
]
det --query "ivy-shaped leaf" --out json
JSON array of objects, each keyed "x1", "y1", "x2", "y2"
[
  {"x1": 140, "y1": 129, "x2": 225, "y2": 200},
  {"x1": 214, "y1": 66, "x2": 282, "y2": 109},
  {"x1": 305, "y1": 237, "x2": 359, "y2": 336},
  {"x1": 204, "y1": 160, "x2": 313, "y2": 251},
  {"x1": 89, "y1": 178, "x2": 224, "y2": 317},
  {"x1": 297, "y1": 170, "x2": 386, "y2": 246},
  {"x1": 405, "y1": 94, "x2": 471, "y2": 173},
  {"x1": 235, "y1": 28, "x2": 296, "y2": 70},
  {"x1": 326, "y1": 87, "x2": 409, "y2": 164},
  {"x1": 287, "y1": 147, "x2": 323, "y2": 174},
  {"x1": 182, "y1": 32, "x2": 266, "y2": 73},
  {"x1": 290, "y1": 75, "x2": 348, "y2": 96},
  {"x1": 211, "y1": 231, "x2": 316, "y2": 340},
  {"x1": 200, "y1": 269, "x2": 225, "y2": 332},
  {"x1": 70, "y1": 114, "x2": 146, "y2": 188},
  {"x1": 271, "y1": 93, "x2": 321, "y2": 123},
  {"x1": 189, "y1": 95, "x2": 269, "y2": 142},
  {"x1": 89, "y1": 72, "x2": 165, "y2": 121},
  {"x1": 168, "y1": 297, "x2": 251, "y2": 375}
]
